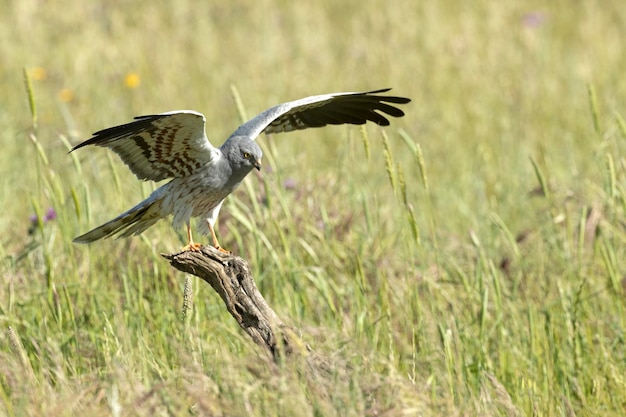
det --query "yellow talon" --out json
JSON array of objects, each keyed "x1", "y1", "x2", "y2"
[
  {"x1": 208, "y1": 220, "x2": 230, "y2": 253},
  {"x1": 181, "y1": 242, "x2": 202, "y2": 252},
  {"x1": 182, "y1": 222, "x2": 202, "y2": 251}
]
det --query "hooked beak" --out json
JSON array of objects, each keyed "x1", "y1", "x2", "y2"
[{"x1": 254, "y1": 159, "x2": 262, "y2": 171}]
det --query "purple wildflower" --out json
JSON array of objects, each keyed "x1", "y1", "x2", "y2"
[
  {"x1": 283, "y1": 178, "x2": 297, "y2": 190},
  {"x1": 521, "y1": 12, "x2": 546, "y2": 28},
  {"x1": 28, "y1": 207, "x2": 57, "y2": 235},
  {"x1": 44, "y1": 207, "x2": 57, "y2": 222}
]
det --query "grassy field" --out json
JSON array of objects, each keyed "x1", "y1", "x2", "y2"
[{"x1": 2, "y1": 0, "x2": 626, "y2": 415}]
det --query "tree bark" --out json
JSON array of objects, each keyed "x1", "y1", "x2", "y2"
[{"x1": 162, "y1": 246, "x2": 302, "y2": 360}]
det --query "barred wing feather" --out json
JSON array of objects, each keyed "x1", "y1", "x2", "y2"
[{"x1": 71, "y1": 111, "x2": 218, "y2": 181}]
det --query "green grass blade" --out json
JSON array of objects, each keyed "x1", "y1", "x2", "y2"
[
  {"x1": 22, "y1": 68, "x2": 37, "y2": 130},
  {"x1": 587, "y1": 83, "x2": 601, "y2": 135}
]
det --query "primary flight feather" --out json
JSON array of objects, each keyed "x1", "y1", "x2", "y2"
[{"x1": 72, "y1": 88, "x2": 411, "y2": 251}]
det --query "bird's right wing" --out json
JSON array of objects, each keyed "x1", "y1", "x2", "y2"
[
  {"x1": 71, "y1": 111, "x2": 219, "y2": 182},
  {"x1": 229, "y1": 88, "x2": 411, "y2": 140}
]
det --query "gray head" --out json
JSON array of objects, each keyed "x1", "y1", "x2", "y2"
[{"x1": 220, "y1": 136, "x2": 263, "y2": 174}]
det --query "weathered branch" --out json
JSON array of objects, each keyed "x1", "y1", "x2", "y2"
[{"x1": 162, "y1": 246, "x2": 302, "y2": 359}]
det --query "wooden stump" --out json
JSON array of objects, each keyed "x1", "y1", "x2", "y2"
[{"x1": 162, "y1": 246, "x2": 303, "y2": 360}]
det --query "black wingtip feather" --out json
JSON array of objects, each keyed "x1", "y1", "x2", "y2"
[{"x1": 70, "y1": 114, "x2": 165, "y2": 152}]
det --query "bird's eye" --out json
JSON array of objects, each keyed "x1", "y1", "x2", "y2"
[{"x1": 243, "y1": 152, "x2": 251, "y2": 159}]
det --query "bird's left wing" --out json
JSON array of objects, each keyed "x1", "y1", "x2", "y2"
[
  {"x1": 229, "y1": 88, "x2": 411, "y2": 140},
  {"x1": 71, "y1": 111, "x2": 218, "y2": 181}
]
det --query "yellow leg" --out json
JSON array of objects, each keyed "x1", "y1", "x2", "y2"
[
  {"x1": 181, "y1": 222, "x2": 202, "y2": 252},
  {"x1": 207, "y1": 221, "x2": 230, "y2": 253}
]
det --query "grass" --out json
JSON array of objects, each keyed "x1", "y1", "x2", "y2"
[{"x1": 2, "y1": 0, "x2": 626, "y2": 415}]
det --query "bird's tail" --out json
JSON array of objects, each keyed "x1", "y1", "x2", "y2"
[{"x1": 73, "y1": 197, "x2": 162, "y2": 244}]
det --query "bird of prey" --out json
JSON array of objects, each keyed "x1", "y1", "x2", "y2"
[{"x1": 71, "y1": 88, "x2": 411, "y2": 252}]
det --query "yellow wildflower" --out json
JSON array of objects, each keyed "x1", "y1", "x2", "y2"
[
  {"x1": 30, "y1": 67, "x2": 47, "y2": 81},
  {"x1": 124, "y1": 72, "x2": 141, "y2": 89},
  {"x1": 59, "y1": 88, "x2": 74, "y2": 102}
]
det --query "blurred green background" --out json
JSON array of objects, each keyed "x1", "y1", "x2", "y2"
[{"x1": 1, "y1": 1, "x2": 626, "y2": 416}]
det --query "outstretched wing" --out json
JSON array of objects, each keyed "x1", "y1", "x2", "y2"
[
  {"x1": 71, "y1": 111, "x2": 219, "y2": 181},
  {"x1": 229, "y1": 88, "x2": 411, "y2": 139}
]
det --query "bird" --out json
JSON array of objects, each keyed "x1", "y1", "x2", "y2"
[{"x1": 71, "y1": 88, "x2": 411, "y2": 252}]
